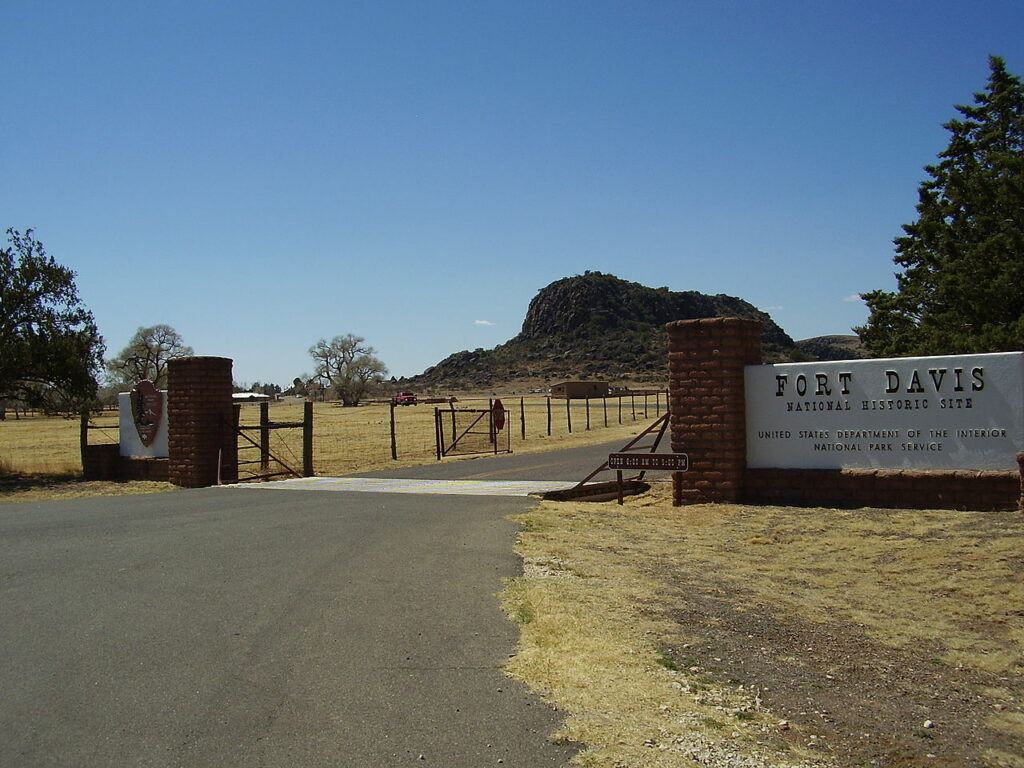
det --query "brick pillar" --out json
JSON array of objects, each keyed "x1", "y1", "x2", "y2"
[
  {"x1": 167, "y1": 356, "x2": 237, "y2": 488},
  {"x1": 1017, "y1": 452, "x2": 1024, "y2": 511},
  {"x1": 667, "y1": 318, "x2": 762, "y2": 504}
]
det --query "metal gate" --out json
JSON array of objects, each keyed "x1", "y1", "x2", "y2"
[{"x1": 434, "y1": 403, "x2": 511, "y2": 458}]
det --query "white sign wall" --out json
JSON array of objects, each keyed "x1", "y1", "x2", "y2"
[
  {"x1": 745, "y1": 352, "x2": 1023, "y2": 470},
  {"x1": 118, "y1": 391, "x2": 170, "y2": 458}
]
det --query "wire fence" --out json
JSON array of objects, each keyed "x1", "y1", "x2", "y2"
[{"x1": 3, "y1": 392, "x2": 668, "y2": 479}]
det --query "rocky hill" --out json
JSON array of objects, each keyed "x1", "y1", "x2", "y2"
[
  {"x1": 794, "y1": 335, "x2": 867, "y2": 361},
  {"x1": 405, "y1": 272, "x2": 813, "y2": 390}
]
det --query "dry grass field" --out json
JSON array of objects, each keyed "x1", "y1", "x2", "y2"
[
  {"x1": 0, "y1": 395, "x2": 659, "y2": 501},
  {"x1": 503, "y1": 487, "x2": 1024, "y2": 768}
]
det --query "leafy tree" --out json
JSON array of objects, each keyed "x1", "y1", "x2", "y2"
[
  {"x1": 857, "y1": 56, "x2": 1024, "y2": 356},
  {"x1": 106, "y1": 324, "x2": 193, "y2": 389},
  {"x1": 0, "y1": 229, "x2": 105, "y2": 414},
  {"x1": 308, "y1": 334, "x2": 388, "y2": 406}
]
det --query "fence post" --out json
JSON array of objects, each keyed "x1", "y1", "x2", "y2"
[
  {"x1": 631, "y1": 394, "x2": 636, "y2": 420},
  {"x1": 656, "y1": 391, "x2": 660, "y2": 416},
  {"x1": 389, "y1": 401, "x2": 397, "y2": 460},
  {"x1": 435, "y1": 407, "x2": 442, "y2": 460},
  {"x1": 546, "y1": 397, "x2": 552, "y2": 436},
  {"x1": 644, "y1": 392, "x2": 648, "y2": 418},
  {"x1": 566, "y1": 397, "x2": 572, "y2": 433},
  {"x1": 585, "y1": 397, "x2": 590, "y2": 430},
  {"x1": 618, "y1": 395, "x2": 622, "y2": 424},
  {"x1": 231, "y1": 405, "x2": 241, "y2": 482},
  {"x1": 79, "y1": 409, "x2": 89, "y2": 472},
  {"x1": 303, "y1": 400, "x2": 314, "y2": 477},
  {"x1": 520, "y1": 397, "x2": 526, "y2": 441},
  {"x1": 260, "y1": 401, "x2": 270, "y2": 470},
  {"x1": 450, "y1": 400, "x2": 456, "y2": 443},
  {"x1": 488, "y1": 398, "x2": 495, "y2": 445},
  {"x1": 603, "y1": 397, "x2": 607, "y2": 427}
]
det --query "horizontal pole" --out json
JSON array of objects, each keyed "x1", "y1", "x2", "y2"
[{"x1": 237, "y1": 421, "x2": 304, "y2": 430}]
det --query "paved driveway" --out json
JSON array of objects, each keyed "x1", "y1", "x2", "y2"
[{"x1": 0, "y1": 484, "x2": 576, "y2": 767}]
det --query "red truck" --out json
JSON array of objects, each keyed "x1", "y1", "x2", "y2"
[{"x1": 393, "y1": 391, "x2": 418, "y2": 406}]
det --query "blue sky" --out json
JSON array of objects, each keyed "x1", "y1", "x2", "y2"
[{"x1": 3, "y1": 1, "x2": 1022, "y2": 385}]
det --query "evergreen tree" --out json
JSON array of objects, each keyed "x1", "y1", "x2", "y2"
[
  {"x1": 857, "y1": 56, "x2": 1024, "y2": 356},
  {"x1": 0, "y1": 229, "x2": 105, "y2": 413}
]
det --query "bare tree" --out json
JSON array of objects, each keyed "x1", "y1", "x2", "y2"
[
  {"x1": 308, "y1": 334, "x2": 388, "y2": 406},
  {"x1": 106, "y1": 324, "x2": 193, "y2": 389}
]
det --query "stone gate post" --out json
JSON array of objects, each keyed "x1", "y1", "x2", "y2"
[
  {"x1": 667, "y1": 318, "x2": 762, "y2": 503},
  {"x1": 167, "y1": 356, "x2": 237, "y2": 488}
]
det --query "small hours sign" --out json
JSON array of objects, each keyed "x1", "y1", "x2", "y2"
[{"x1": 607, "y1": 453, "x2": 689, "y2": 471}]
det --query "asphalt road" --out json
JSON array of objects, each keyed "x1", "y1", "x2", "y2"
[
  {"x1": 361, "y1": 434, "x2": 674, "y2": 483},
  {"x1": 0, "y1": 484, "x2": 577, "y2": 767}
]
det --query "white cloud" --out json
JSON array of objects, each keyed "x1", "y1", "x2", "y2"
[
  {"x1": 843, "y1": 294, "x2": 863, "y2": 303},
  {"x1": 474, "y1": 319, "x2": 495, "y2": 326}
]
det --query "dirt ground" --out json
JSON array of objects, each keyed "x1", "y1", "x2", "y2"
[
  {"x1": 659, "y1": 573, "x2": 1021, "y2": 767},
  {"x1": 0, "y1": 472, "x2": 175, "y2": 505},
  {"x1": 504, "y1": 487, "x2": 1024, "y2": 768}
]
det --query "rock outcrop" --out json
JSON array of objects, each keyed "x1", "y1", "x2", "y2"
[{"x1": 406, "y1": 272, "x2": 808, "y2": 389}]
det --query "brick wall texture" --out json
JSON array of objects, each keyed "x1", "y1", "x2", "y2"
[
  {"x1": 665, "y1": 318, "x2": 1023, "y2": 511},
  {"x1": 744, "y1": 468, "x2": 1019, "y2": 511},
  {"x1": 167, "y1": 356, "x2": 237, "y2": 488},
  {"x1": 82, "y1": 444, "x2": 119, "y2": 481},
  {"x1": 667, "y1": 317, "x2": 763, "y2": 503},
  {"x1": 82, "y1": 446, "x2": 169, "y2": 482}
]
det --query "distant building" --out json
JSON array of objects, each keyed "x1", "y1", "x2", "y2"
[
  {"x1": 232, "y1": 392, "x2": 271, "y2": 403},
  {"x1": 549, "y1": 381, "x2": 610, "y2": 399}
]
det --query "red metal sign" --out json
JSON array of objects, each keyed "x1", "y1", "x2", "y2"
[
  {"x1": 607, "y1": 452, "x2": 688, "y2": 471},
  {"x1": 492, "y1": 399, "x2": 506, "y2": 431},
  {"x1": 130, "y1": 380, "x2": 163, "y2": 447}
]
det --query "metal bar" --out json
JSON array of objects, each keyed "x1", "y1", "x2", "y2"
[
  {"x1": 449, "y1": 410, "x2": 487, "y2": 448},
  {"x1": 546, "y1": 397, "x2": 552, "y2": 436},
  {"x1": 617, "y1": 470, "x2": 624, "y2": 505},
  {"x1": 585, "y1": 397, "x2": 590, "y2": 430},
  {"x1": 573, "y1": 460, "x2": 610, "y2": 489},
  {"x1": 520, "y1": 397, "x2": 525, "y2": 441},
  {"x1": 603, "y1": 397, "x2": 607, "y2": 428},
  {"x1": 566, "y1": 397, "x2": 572, "y2": 433},
  {"x1": 260, "y1": 401, "x2": 270, "y2": 471},
  {"x1": 617, "y1": 413, "x2": 670, "y2": 453},
  {"x1": 571, "y1": 413, "x2": 671, "y2": 490},
  {"x1": 79, "y1": 410, "x2": 89, "y2": 469},
  {"x1": 435, "y1": 408, "x2": 442, "y2": 460},
  {"x1": 236, "y1": 469, "x2": 297, "y2": 482},
  {"x1": 635, "y1": 413, "x2": 670, "y2": 483},
  {"x1": 618, "y1": 395, "x2": 622, "y2": 424},
  {"x1": 389, "y1": 401, "x2": 397, "y2": 460},
  {"x1": 236, "y1": 420, "x2": 301, "y2": 479},
  {"x1": 303, "y1": 400, "x2": 314, "y2": 477},
  {"x1": 236, "y1": 421, "x2": 305, "y2": 430}
]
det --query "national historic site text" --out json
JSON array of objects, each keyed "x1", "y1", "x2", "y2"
[{"x1": 745, "y1": 352, "x2": 1024, "y2": 470}]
